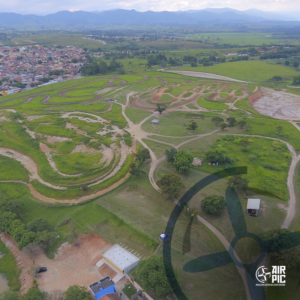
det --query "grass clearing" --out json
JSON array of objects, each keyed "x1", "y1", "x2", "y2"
[
  {"x1": 48, "y1": 96, "x2": 95, "y2": 103},
  {"x1": 176, "y1": 60, "x2": 300, "y2": 84},
  {"x1": 141, "y1": 111, "x2": 215, "y2": 136},
  {"x1": 0, "y1": 155, "x2": 29, "y2": 181},
  {"x1": 186, "y1": 103, "x2": 198, "y2": 109},
  {"x1": 159, "y1": 94, "x2": 173, "y2": 101},
  {"x1": 117, "y1": 75, "x2": 144, "y2": 84},
  {"x1": 125, "y1": 107, "x2": 152, "y2": 124}
]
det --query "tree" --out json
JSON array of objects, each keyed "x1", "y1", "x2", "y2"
[
  {"x1": 0, "y1": 211, "x2": 17, "y2": 233},
  {"x1": 174, "y1": 151, "x2": 193, "y2": 173},
  {"x1": 0, "y1": 291, "x2": 20, "y2": 300},
  {"x1": 270, "y1": 75, "x2": 282, "y2": 81},
  {"x1": 228, "y1": 174, "x2": 249, "y2": 191},
  {"x1": 22, "y1": 242, "x2": 41, "y2": 265},
  {"x1": 135, "y1": 148, "x2": 150, "y2": 163},
  {"x1": 201, "y1": 195, "x2": 226, "y2": 215},
  {"x1": 27, "y1": 218, "x2": 51, "y2": 233},
  {"x1": 238, "y1": 120, "x2": 246, "y2": 128},
  {"x1": 211, "y1": 116, "x2": 224, "y2": 126},
  {"x1": 38, "y1": 231, "x2": 56, "y2": 253},
  {"x1": 64, "y1": 285, "x2": 93, "y2": 300},
  {"x1": 157, "y1": 173, "x2": 185, "y2": 200},
  {"x1": 205, "y1": 150, "x2": 225, "y2": 164},
  {"x1": 155, "y1": 104, "x2": 166, "y2": 115},
  {"x1": 220, "y1": 123, "x2": 227, "y2": 131},
  {"x1": 227, "y1": 117, "x2": 237, "y2": 127},
  {"x1": 137, "y1": 256, "x2": 179, "y2": 297},
  {"x1": 71, "y1": 58, "x2": 78, "y2": 63},
  {"x1": 38, "y1": 60, "x2": 43, "y2": 64},
  {"x1": 129, "y1": 163, "x2": 145, "y2": 176},
  {"x1": 22, "y1": 287, "x2": 46, "y2": 300},
  {"x1": 186, "y1": 121, "x2": 198, "y2": 132},
  {"x1": 294, "y1": 62, "x2": 300, "y2": 68},
  {"x1": 18, "y1": 231, "x2": 38, "y2": 249},
  {"x1": 285, "y1": 60, "x2": 290, "y2": 66},
  {"x1": 165, "y1": 148, "x2": 177, "y2": 165}
]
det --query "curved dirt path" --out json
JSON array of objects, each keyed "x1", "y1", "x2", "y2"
[{"x1": 162, "y1": 70, "x2": 247, "y2": 83}]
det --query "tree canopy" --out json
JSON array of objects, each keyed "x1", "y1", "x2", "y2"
[
  {"x1": 174, "y1": 151, "x2": 193, "y2": 173},
  {"x1": 157, "y1": 173, "x2": 185, "y2": 200},
  {"x1": 155, "y1": 104, "x2": 166, "y2": 115},
  {"x1": 186, "y1": 121, "x2": 198, "y2": 132},
  {"x1": 64, "y1": 285, "x2": 93, "y2": 300},
  {"x1": 165, "y1": 148, "x2": 177, "y2": 165},
  {"x1": 137, "y1": 256, "x2": 179, "y2": 296},
  {"x1": 228, "y1": 174, "x2": 249, "y2": 191},
  {"x1": 201, "y1": 195, "x2": 226, "y2": 215}
]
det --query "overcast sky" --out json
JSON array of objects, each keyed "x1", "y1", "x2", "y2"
[{"x1": 0, "y1": 0, "x2": 299, "y2": 15}]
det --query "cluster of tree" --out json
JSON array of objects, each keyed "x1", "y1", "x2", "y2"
[
  {"x1": 80, "y1": 59, "x2": 125, "y2": 76},
  {"x1": 211, "y1": 116, "x2": 246, "y2": 131},
  {"x1": 164, "y1": 148, "x2": 193, "y2": 173},
  {"x1": 229, "y1": 55, "x2": 249, "y2": 62},
  {"x1": 147, "y1": 54, "x2": 167, "y2": 67},
  {"x1": 183, "y1": 55, "x2": 197, "y2": 63},
  {"x1": 136, "y1": 256, "x2": 179, "y2": 297},
  {"x1": 12, "y1": 82, "x2": 25, "y2": 89},
  {"x1": 0, "y1": 200, "x2": 55, "y2": 250},
  {"x1": 260, "y1": 53, "x2": 288, "y2": 59},
  {"x1": 201, "y1": 195, "x2": 226, "y2": 215},
  {"x1": 269, "y1": 75, "x2": 283, "y2": 82},
  {"x1": 168, "y1": 57, "x2": 183, "y2": 67},
  {"x1": 205, "y1": 149, "x2": 234, "y2": 165},
  {"x1": 0, "y1": 285, "x2": 93, "y2": 300},
  {"x1": 262, "y1": 228, "x2": 300, "y2": 286},
  {"x1": 129, "y1": 148, "x2": 150, "y2": 176},
  {"x1": 228, "y1": 174, "x2": 249, "y2": 192}
]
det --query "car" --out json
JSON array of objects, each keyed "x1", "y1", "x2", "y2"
[{"x1": 36, "y1": 267, "x2": 47, "y2": 274}]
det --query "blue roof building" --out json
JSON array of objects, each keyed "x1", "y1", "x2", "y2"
[{"x1": 89, "y1": 277, "x2": 116, "y2": 300}]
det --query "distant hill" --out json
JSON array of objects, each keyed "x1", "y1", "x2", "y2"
[{"x1": 0, "y1": 9, "x2": 299, "y2": 29}]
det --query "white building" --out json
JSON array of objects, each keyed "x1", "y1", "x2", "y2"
[
  {"x1": 101, "y1": 244, "x2": 140, "y2": 274},
  {"x1": 247, "y1": 199, "x2": 261, "y2": 217}
]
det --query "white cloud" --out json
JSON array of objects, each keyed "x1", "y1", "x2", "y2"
[{"x1": 0, "y1": 0, "x2": 299, "y2": 15}]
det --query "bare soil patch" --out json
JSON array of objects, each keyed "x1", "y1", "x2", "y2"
[
  {"x1": 98, "y1": 263, "x2": 117, "y2": 278},
  {"x1": 1, "y1": 233, "x2": 112, "y2": 294}
]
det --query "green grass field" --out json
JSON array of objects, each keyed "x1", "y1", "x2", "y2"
[
  {"x1": 198, "y1": 96, "x2": 229, "y2": 110},
  {"x1": 141, "y1": 111, "x2": 216, "y2": 136},
  {"x1": 176, "y1": 60, "x2": 300, "y2": 84}
]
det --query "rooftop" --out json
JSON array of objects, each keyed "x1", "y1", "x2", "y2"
[
  {"x1": 89, "y1": 277, "x2": 114, "y2": 295},
  {"x1": 247, "y1": 199, "x2": 261, "y2": 210},
  {"x1": 102, "y1": 244, "x2": 140, "y2": 271}
]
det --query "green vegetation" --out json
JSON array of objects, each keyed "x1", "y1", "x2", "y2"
[
  {"x1": 201, "y1": 195, "x2": 226, "y2": 215},
  {"x1": 0, "y1": 240, "x2": 21, "y2": 291},
  {"x1": 118, "y1": 75, "x2": 144, "y2": 83},
  {"x1": 0, "y1": 155, "x2": 29, "y2": 181},
  {"x1": 122, "y1": 284, "x2": 137, "y2": 299},
  {"x1": 177, "y1": 60, "x2": 300, "y2": 84},
  {"x1": 220, "y1": 92, "x2": 228, "y2": 98},
  {"x1": 159, "y1": 94, "x2": 173, "y2": 101},
  {"x1": 125, "y1": 107, "x2": 151, "y2": 124}
]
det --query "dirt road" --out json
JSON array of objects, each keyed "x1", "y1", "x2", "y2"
[{"x1": 162, "y1": 70, "x2": 247, "y2": 83}]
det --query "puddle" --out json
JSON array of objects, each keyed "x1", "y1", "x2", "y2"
[{"x1": 0, "y1": 274, "x2": 9, "y2": 293}]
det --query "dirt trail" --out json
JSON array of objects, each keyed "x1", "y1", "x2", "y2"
[
  {"x1": 0, "y1": 147, "x2": 66, "y2": 190},
  {"x1": 163, "y1": 70, "x2": 247, "y2": 82}
]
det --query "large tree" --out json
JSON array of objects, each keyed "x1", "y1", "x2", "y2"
[
  {"x1": 205, "y1": 150, "x2": 225, "y2": 164},
  {"x1": 157, "y1": 173, "x2": 185, "y2": 200},
  {"x1": 21, "y1": 288, "x2": 46, "y2": 300},
  {"x1": 129, "y1": 163, "x2": 145, "y2": 176},
  {"x1": 155, "y1": 104, "x2": 166, "y2": 115},
  {"x1": 64, "y1": 285, "x2": 93, "y2": 300},
  {"x1": 186, "y1": 121, "x2": 198, "y2": 132},
  {"x1": 211, "y1": 116, "x2": 224, "y2": 127},
  {"x1": 228, "y1": 174, "x2": 249, "y2": 191},
  {"x1": 227, "y1": 117, "x2": 237, "y2": 127},
  {"x1": 201, "y1": 195, "x2": 226, "y2": 215},
  {"x1": 135, "y1": 148, "x2": 150, "y2": 163},
  {"x1": 165, "y1": 148, "x2": 177, "y2": 165},
  {"x1": 137, "y1": 256, "x2": 179, "y2": 297},
  {"x1": 174, "y1": 151, "x2": 193, "y2": 173}
]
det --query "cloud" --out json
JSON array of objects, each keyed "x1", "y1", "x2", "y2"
[{"x1": 0, "y1": 0, "x2": 299, "y2": 15}]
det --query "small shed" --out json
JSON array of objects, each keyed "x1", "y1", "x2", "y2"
[
  {"x1": 151, "y1": 119, "x2": 160, "y2": 124},
  {"x1": 247, "y1": 199, "x2": 261, "y2": 217}
]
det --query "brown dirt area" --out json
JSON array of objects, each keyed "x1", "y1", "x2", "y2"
[
  {"x1": 1, "y1": 232, "x2": 112, "y2": 295},
  {"x1": 99, "y1": 263, "x2": 117, "y2": 278}
]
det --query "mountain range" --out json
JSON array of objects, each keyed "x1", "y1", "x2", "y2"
[{"x1": 0, "y1": 8, "x2": 300, "y2": 29}]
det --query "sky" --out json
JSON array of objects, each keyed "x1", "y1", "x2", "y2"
[{"x1": 0, "y1": 0, "x2": 299, "y2": 15}]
